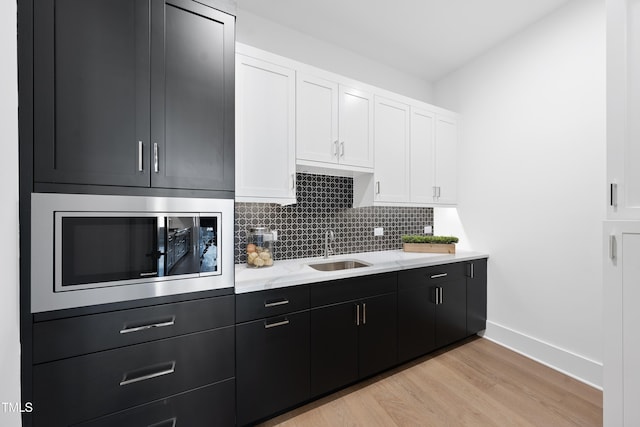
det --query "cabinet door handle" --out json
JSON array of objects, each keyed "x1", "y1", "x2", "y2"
[
  {"x1": 440, "y1": 287, "x2": 444, "y2": 304},
  {"x1": 334, "y1": 140, "x2": 339, "y2": 157},
  {"x1": 291, "y1": 173, "x2": 296, "y2": 190},
  {"x1": 153, "y1": 143, "x2": 159, "y2": 173},
  {"x1": 468, "y1": 263, "x2": 475, "y2": 279},
  {"x1": 120, "y1": 316, "x2": 175, "y2": 334},
  {"x1": 264, "y1": 318, "x2": 289, "y2": 329},
  {"x1": 264, "y1": 298, "x2": 289, "y2": 308},
  {"x1": 376, "y1": 181, "x2": 381, "y2": 195},
  {"x1": 434, "y1": 287, "x2": 440, "y2": 305},
  {"x1": 432, "y1": 186, "x2": 437, "y2": 198},
  {"x1": 362, "y1": 302, "x2": 366, "y2": 325},
  {"x1": 355, "y1": 303, "x2": 360, "y2": 326},
  {"x1": 138, "y1": 140, "x2": 144, "y2": 172},
  {"x1": 340, "y1": 141, "x2": 345, "y2": 157},
  {"x1": 610, "y1": 235, "x2": 617, "y2": 260},
  {"x1": 148, "y1": 417, "x2": 177, "y2": 427},
  {"x1": 438, "y1": 187, "x2": 442, "y2": 198},
  {"x1": 120, "y1": 361, "x2": 175, "y2": 386},
  {"x1": 610, "y1": 183, "x2": 618, "y2": 207},
  {"x1": 430, "y1": 273, "x2": 447, "y2": 279}
]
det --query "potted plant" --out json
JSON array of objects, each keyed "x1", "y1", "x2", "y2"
[{"x1": 401, "y1": 235, "x2": 459, "y2": 254}]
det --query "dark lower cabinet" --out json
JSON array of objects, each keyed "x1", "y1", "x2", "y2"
[
  {"x1": 399, "y1": 260, "x2": 487, "y2": 364},
  {"x1": 467, "y1": 259, "x2": 488, "y2": 335},
  {"x1": 309, "y1": 273, "x2": 398, "y2": 397},
  {"x1": 236, "y1": 311, "x2": 310, "y2": 426},
  {"x1": 75, "y1": 380, "x2": 235, "y2": 427}
]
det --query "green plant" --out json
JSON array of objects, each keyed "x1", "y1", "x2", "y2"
[{"x1": 401, "y1": 235, "x2": 459, "y2": 244}]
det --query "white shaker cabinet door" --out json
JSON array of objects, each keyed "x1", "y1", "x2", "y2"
[
  {"x1": 608, "y1": 0, "x2": 640, "y2": 218},
  {"x1": 410, "y1": 107, "x2": 436, "y2": 204},
  {"x1": 339, "y1": 85, "x2": 374, "y2": 168},
  {"x1": 434, "y1": 114, "x2": 458, "y2": 205},
  {"x1": 296, "y1": 74, "x2": 339, "y2": 164},
  {"x1": 374, "y1": 96, "x2": 410, "y2": 203},
  {"x1": 236, "y1": 55, "x2": 296, "y2": 203},
  {"x1": 604, "y1": 221, "x2": 640, "y2": 427}
]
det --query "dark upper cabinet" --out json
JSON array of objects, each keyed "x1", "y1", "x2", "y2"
[{"x1": 33, "y1": 0, "x2": 234, "y2": 192}]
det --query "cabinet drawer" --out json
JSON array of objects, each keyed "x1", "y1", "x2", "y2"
[
  {"x1": 398, "y1": 262, "x2": 467, "y2": 291},
  {"x1": 33, "y1": 327, "x2": 234, "y2": 427},
  {"x1": 236, "y1": 285, "x2": 309, "y2": 323},
  {"x1": 310, "y1": 272, "x2": 397, "y2": 308},
  {"x1": 33, "y1": 295, "x2": 234, "y2": 363},
  {"x1": 75, "y1": 380, "x2": 235, "y2": 427}
]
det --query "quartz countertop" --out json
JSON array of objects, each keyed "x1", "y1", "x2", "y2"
[{"x1": 234, "y1": 249, "x2": 489, "y2": 294}]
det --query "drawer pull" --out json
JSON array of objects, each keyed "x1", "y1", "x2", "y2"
[
  {"x1": 264, "y1": 298, "x2": 289, "y2": 308},
  {"x1": 430, "y1": 273, "x2": 448, "y2": 279},
  {"x1": 120, "y1": 361, "x2": 175, "y2": 386},
  {"x1": 148, "y1": 417, "x2": 177, "y2": 427},
  {"x1": 120, "y1": 316, "x2": 176, "y2": 334},
  {"x1": 264, "y1": 318, "x2": 289, "y2": 329}
]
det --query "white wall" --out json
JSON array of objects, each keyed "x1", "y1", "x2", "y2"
[
  {"x1": 236, "y1": 9, "x2": 434, "y2": 103},
  {"x1": 434, "y1": 0, "x2": 605, "y2": 387},
  {"x1": 0, "y1": 0, "x2": 21, "y2": 426}
]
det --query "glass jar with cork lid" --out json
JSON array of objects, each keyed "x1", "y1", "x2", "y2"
[{"x1": 246, "y1": 227, "x2": 275, "y2": 268}]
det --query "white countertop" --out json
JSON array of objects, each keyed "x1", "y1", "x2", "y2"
[{"x1": 234, "y1": 249, "x2": 489, "y2": 294}]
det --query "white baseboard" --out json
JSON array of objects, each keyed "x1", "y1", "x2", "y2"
[{"x1": 482, "y1": 321, "x2": 603, "y2": 390}]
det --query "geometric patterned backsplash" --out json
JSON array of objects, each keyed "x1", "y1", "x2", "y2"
[{"x1": 234, "y1": 173, "x2": 434, "y2": 264}]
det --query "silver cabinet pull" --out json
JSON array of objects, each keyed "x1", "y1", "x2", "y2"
[
  {"x1": 356, "y1": 304, "x2": 360, "y2": 326},
  {"x1": 334, "y1": 140, "x2": 339, "y2": 157},
  {"x1": 376, "y1": 181, "x2": 381, "y2": 195},
  {"x1": 440, "y1": 287, "x2": 444, "y2": 304},
  {"x1": 340, "y1": 141, "x2": 345, "y2": 157},
  {"x1": 434, "y1": 287, "x2": 440, "y2": 305},
  {"x1": 438, "y1": 187, "x2": 442, "y2": 198},
  {"x1": 120, "y1": 361, "x2": 175, "y2": 386},
  {"x1": 469, "y1": 263, "x2": 475, "y2": 279},
  {"x1": 610, "y1": 235, "x2": 617, "y2": 260},
  {"x1": 148, "y1": 417, "x2": 177, "y2": 427},
  {"x1": 264, "y1": 318, "x2": 289, "y2": 329},
  {"x1": 362, "y1": 303, "x2": 366, "y2": 325},
  {"x1": 430, "y1": 273, "x2": 448, "y2": 279},
  {"x1": 153, "y1": 143, "x2": 159, "y2": 173},
  {"x1": 138, "y1": 140, "x2": 144, "y2": 172},
  {"x1": 264, "y1": 298, "x2": 289, "y2": 308},
  {"x1": 120, "y1": 316, "x2": 175, "y2": 334},
  {"x1": 140, "y1": 271, "x2": 158, "y2": 277},
  {"x1": 610, "y1": 183, "x2": 618, "y2": 207},
  {"x1": 291, "y1": 173, "x2": 296, "y2": 190},
  {"x1": 433, "y1": 186, "x2": 437, "y2": 198}
]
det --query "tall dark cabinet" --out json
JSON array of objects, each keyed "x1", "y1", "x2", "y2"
[
  {"x1": 19, "y1": 0, "x2": 237, "y2": 425},
  {"x1": 33, "y1": 0, "x2": 235, "y2": 193}
]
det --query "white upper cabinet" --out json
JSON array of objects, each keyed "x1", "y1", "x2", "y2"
[
  {"x1": 608, "y1": 0, "x2": 640, "y2": 219},
  {"x1": 296, "y1": 73, "x2": 374, "y2": 172},
  {"x1": 410, "y1": 107, "x2": 436, "y2": 204},
  {"x1": 434, "y1": 114, "x2": 458, "y2": 205},
  {"x1": 374, "y1": 96, "x2": 411, "y2": 203},
  {"x1": 235, "y1": 52, "x2": 296, "y2": 204}
]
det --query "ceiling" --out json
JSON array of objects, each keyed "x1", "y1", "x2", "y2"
[{"x1": 237, "y1": 0, "x2": 573, "y2": 82}]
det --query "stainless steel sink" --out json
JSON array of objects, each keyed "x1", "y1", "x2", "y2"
[{"x1": 308, "y1": 259, "x2": 371, "y2": 272}]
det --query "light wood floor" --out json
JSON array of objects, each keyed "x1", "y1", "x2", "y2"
[{"x1": 258, "y1": 337, "x2": 602, "y2": 427}]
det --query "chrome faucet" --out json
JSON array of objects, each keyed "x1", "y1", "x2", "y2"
[{"x1": 324, "y1": 230, "x2": 335, "y2": 258}]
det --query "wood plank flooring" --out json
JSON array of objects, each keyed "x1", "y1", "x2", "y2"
[{"x1": 258, "y1": 337, "x2": 602, "y2": 427}]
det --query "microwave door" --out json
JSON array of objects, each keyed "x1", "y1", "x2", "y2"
[{"x1": 163, "y1": 216, "x2": 199, "y2": 277}]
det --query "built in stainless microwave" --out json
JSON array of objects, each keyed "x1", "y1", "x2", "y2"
[{"x1": 31, "y1": 193, "x2": 234, "y2": 313}]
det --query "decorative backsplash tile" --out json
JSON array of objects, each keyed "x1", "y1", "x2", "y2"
[{"x1": 234, "y1": 173, "x2": 433, "y2": 264}]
